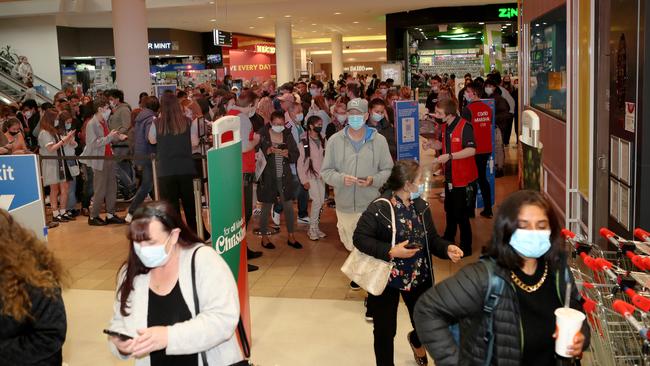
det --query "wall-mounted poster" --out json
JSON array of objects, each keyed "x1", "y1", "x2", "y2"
[
  {"x1": 610, "y1": 136, "x2": 619, "y2": 178},
  {"x1": 620, "y1": 185, "x2": 630, "y2": 229},
  {"x1": 620, "y1": 139, "x2": 631, "y2": 184},
  {"x1": 610, "y1": 178, "x2": 619, "y2": 220},
  {"x1": 625, "y1": 102, "x2": 636, "y2": 133}
]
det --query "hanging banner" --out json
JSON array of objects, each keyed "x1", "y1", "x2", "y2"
[
  {"x1": 207, "y1": 116, "x2": 251, "y2": 348},
  {"x1": 476, "y1": 99, "x2": 496, "y2": 208},
  {"x1": 0, "y1": 155, "x2": 47, "y2": 240},
  {"x1": 394, "y1": 100, "x2": 420, "y2": 161}
]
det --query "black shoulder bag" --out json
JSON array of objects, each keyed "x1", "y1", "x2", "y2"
[{"x1": 191, "y1": 246, "x2": 251, "y2": 366}]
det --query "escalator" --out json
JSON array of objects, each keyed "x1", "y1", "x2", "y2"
[{"x1": 0, "y1": 55, "x2": 58, "y2": 105}]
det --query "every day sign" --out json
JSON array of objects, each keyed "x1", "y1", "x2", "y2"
[{"x1": 228, "y1": 50, "x2": 276, "y2": 81}]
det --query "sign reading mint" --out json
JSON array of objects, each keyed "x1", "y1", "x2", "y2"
[
  {"x1": 498, "y1": 7, "x2": 518, "y2": 19},
  {"x1": 213, "y1": 29, "x2": 233, "y2": 47},
  {"x1": 148, "y1": 41, "x2": 178, "y2": 52}
]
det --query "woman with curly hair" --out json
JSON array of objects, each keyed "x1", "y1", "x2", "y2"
[{"x1": 0, "y1": 209, "x2": 68, "y2": 365}]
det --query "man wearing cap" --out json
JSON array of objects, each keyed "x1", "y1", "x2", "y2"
[{"x1": 321, "y1": 98, "x2": 394, "y2": 290}]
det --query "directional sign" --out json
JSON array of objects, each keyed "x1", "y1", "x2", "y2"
[{"x1": 0, "y1": 155, "x2": 47, "y2": 240}]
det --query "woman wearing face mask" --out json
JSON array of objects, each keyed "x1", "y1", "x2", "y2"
[
  {"x1": 298, "y1": 116, "x2": 327, "y2": 241},
  {"x1": 353, "y1": 160, "x2": 463, "y2": 366},
  {"x1": 483, "y1": 79, "x2": 511, "y2": 177},
  {"x1": 39, "y1": 109, "x2": 77, "y2": 223},
  {"x1": 3, "y1": 118, "x2": 28, "y2": 154},
  {"x1": 107, "y1": 201, "x2": 245, "y2": 366},
  {"x1": 58, "y1": 111, "x2": 82, "y2": 218},
  {"x1": 414, "y1": 190, "x2": 590, "y2": 366},
  {"x1": 305, "y1": 95, "x2": 331, "y2": 137},
  {"x1": 326, "y1": 101, "x2": 348, "y2": 140}
]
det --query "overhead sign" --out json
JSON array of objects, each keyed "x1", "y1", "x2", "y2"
[
  {"x1": 498, "y1": 7, "x2": 518, "y2": 18},
  {"x1": 394, "y1": 100, "x2": 420, "y2": 161},
  {"x1": 0, "y1": 155, "x2": 47, "y2": 240},
  {"x1": 213, "y1": 29, "x2": 233, "y2": 47}
]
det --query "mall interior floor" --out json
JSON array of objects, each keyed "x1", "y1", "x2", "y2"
[{"x1": 50, "y1": 144, "x2": 519, "y2": 365}]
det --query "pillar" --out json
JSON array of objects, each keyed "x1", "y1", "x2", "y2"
[
  {"x1": 111, "y1": 0, "x2": 151, "y2": 106},
  {"x1": 275, "y1": 20, "x2": 294, "y2": 84},
  {"x1": 300, "y1": 48, "x2": 308, "y2": 76},
  {"x1": 331, "y1": 32, "x2": 343, "y2": 81}
]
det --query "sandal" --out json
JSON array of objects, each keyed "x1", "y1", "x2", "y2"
[
  {"x1": 407, "y1": 331, "x2": 428, "y2": 366},
  {"x1": 261, "y1": 239, "x2": 275, "y2": 249}
]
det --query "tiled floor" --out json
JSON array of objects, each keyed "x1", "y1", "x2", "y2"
[{"x1": 48, "y1": 145, "x2": 519, "y2": 299}]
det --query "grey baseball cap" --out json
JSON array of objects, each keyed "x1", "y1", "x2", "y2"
[{"x1": 347, "y1": 98, "x2": 368, "y2": 113}]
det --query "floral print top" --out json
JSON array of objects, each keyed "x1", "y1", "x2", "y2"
[{"x1": 387, "y1": 196, "x2": 431, "y2": 291}]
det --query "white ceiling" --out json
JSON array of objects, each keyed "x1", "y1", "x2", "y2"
[{"x1": 0, "y1": 0, "x2": 513, "y2": 63}]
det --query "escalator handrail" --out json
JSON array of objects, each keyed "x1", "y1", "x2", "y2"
[
  {"x1": 0, "y1": 55, "x2": 61, "y2": 92},
  {"x1": 0, "y1": 72, "x2": 52, "y2": 104}
]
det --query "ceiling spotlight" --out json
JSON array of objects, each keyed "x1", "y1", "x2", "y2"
[
  {"x1": 367, "y1": 27, "x2": 372, "y2": 30},
  {"x1": 249, "y1": 26, "x2": 255, "y2": 29},
  {"x1": 353, "y1": 21, "x2": 359, "y2": 24},
  {"x1": 478, "y1": 22, "x2": 485, "y2": 25},
  {"x1": 506, "y1": 23, "x2": 511, "y2": 26},
  {"x1": 257, "y1": 16, "x2": 264, "y2": 19},
  {"x1": 311, "y1": 23, "x2": 317, "y2": 25},
  {"x1": 334, "y1": 12, "x2": 342, "y2": 15},
  {"x1": 210, "y1": 19, "x2": 216, "y2": 22},
  {"x1": 312, "y1": 30, "x2": 317, "y2": 32},
  {"x1": 209, "y1": 1, "x2": 214, "y2": 4}
]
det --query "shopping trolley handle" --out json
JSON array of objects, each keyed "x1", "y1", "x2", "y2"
[
  {"x1": 625, "y1": 288, "x2": 650, "y2": 313},
  {"x1": 614, "y1": 300, "x2": 636, "y2": 316},
  {"x1": 636, "y1": 228, "x2": 650, "y2": 242},
  {"x1": 626, "y1": 251, "x2": 650, "y2": 271}
]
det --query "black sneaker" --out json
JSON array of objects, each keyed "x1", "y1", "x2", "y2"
[
  {"x1": 69, "y1": 209, "x2": 80, "y2": 217},
  {"x1": 106, "y1": 215, "x2": 127, "y2": 225},
  {"x1": 350, "y1": 281, "x2": 361, "y2": 290},
  {"x1": 247, "y1": 247, "x2": 263, "y2": 259},
  {"x1": 88, "y1": 217, "x2": 107, "y2": 226},
  {"x1": 247, "y1": 264, "x2": 259, "y2": 272},
  {"x1": 63, "y1": 212, "x2": 75, "y2": 221},
  {"x1": 53, "y1": 215, "x2": 69, "y2": 223},
  {"x1": 288, "y1": 240, "x2": 303, "y2": 249},
  {"x1": 480, "y1": 210, "x2": 493, "y2": 219}
]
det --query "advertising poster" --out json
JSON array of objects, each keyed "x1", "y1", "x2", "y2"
[
  {"x1": 228, "y1": 50, "x2": 276, "y2": 81},
  {"x1": 207, "y1": 116, "x2": 251, "y2": 348},
  {"x1": 625, "y1": 102, "x2": 636, "y2": 133},
  {"x1": 522, "y1": 142, "x2": 543, "y2": 191},
  {"x1": 381, "y1": 63, "x2": 403, "y2": 86},
  {"x1": 0, "y1": 155, "x2": 47, "y2": 240},
  {"x1": 476, "y1": 99, "x2": 496, "y2": 208},
  {"x1": 394, "y1": 100, "x2": 420, "y2": 161}
]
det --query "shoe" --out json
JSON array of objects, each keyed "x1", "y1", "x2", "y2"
[
  {"x1": 81, "y1": 208, "x2": 90, "y2": 217},
  {"x1": 364, "y1": 297, "x2": 373, "y2": 321},
  {"x1": 480, "y1": 210, "x2": 493, "y2": 219},
  {"x1": 125, "y1": 213, "x2": 133, "y2": 223},
  {"x1": 48, "y1": 221, "x2": 60, "y2": 229},
  {"x1": 247, "y1": 264, "x2": 259, "y2": 272},
  {"x1": 317, "y1": 229, "x2": 327, "y2": 238},
  {"x1": 308, "y1": 228, "x2": 320, "y2": 241},
  {"x1": 106, "y1": 215, "x2": 126, "y2": 225},
  {"x1": 298, "y1": 216, "x2": 310, "y2": 225},
  {"x1": 288, "y1": 240, "x2": 303, "y2": 249},
  {"x1": 407, "y1": 331, "x2": 429, "y2": 366},
  {"x1": 350, "y1": 281, "x2": 361, "y2": 291},
  {"x1": 53, "y1": 215, "x2": 69, "y2": 223},
  {"x1": 247, "y1": 247, "x2": 263, "y2": 259},
  {"x1": 271, "y1": 210, "x2": 281, "y2": 226},
  {"x1": 69, "y1": 209, "x2": 80, "y2": 217},
  {"x1": 252, "y1": 208, "x2": 262, "y2": 216},
  {"x1": 88, "y1": 217, "x2": 107, "y2": 226},
  {"x1": 261, "y1": 239, "x2": 275, "y2": 250},
  {"x1": 62, "y1": 212, "x2": 75, "y2": 221}
]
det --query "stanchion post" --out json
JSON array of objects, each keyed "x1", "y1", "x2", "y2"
[
  {"x1": 151, "y1": 154, "x2": 160, "y2": 201},
  {"x1": 193, "y1": 178, "x2": 204, "y2": 241}
]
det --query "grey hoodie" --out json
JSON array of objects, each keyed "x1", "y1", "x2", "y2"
[{"x1": 321, "y1": 126, "x2": 394, "y2": 214}]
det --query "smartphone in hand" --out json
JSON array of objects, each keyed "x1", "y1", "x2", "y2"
[
  {"x1": 103, "y1": 329, "x2": 134, "y2": 341},
  {"x1": 404, "y1": 243, "x2": 423, "y2": 250},
  {"x1": 277, "y1": 143, "x2": 288, "y2": 150}
]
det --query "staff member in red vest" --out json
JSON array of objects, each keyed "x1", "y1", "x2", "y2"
[
  {"x1": 461, "y1": 82, "x2": 494, "y2": 218},
  {"x1": 433, "y1": 99, "x2": 478, "y2": 256}
]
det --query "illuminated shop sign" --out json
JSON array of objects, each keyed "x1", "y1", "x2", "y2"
[
  {"x1": 255, "y1": 45, "x2": 276, "y2": 54},
  {"x1": 344, "y1": 65, "x2": 374, "y2": 72},
  {"x1": 148, "y1": 41, "x2": 173, "y2": 51},
  {"x1": 498, "y1": 7, "x2": 518, "y2": 19}
]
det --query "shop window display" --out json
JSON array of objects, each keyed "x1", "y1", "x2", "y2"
[{"x1": 529, "y1": 5, "x2": 567, "y2": 120}]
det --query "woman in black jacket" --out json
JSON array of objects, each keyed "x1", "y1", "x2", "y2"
[
  {"x1": 258, "y1": 110, "x2": 303, "y2": 249},
  {"x1": 353, "y1": 160, "x2": 464, "y2": 366},
  {"x1": 0, "y1": 209, "x2": 67, "y2": 365},
  {"x1": 414, "y1": 190, "x2": 590, "y2": 366}
]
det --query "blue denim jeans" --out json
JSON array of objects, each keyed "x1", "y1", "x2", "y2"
[
  {"x1": 128, "y1": 162, "x2": 154, "y2": 215},
  {"x1": 273, "y1": 174, "x2": 309, "y2": 218}
]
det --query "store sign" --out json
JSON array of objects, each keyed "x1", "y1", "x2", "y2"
[
  {"x1": 255, "y1": 45, "x2": 276, "y2": 54},
  {"x1": 148, "y1": 41, "x2": 173, "y2": 51},
  {"x1": 213, "y1": 29, "x2": 233, "y2": 47},
  {"x1": 498, "y1": 7, "x2": 518, "y2": 19},
  {"x1": 344, "y1": 65, "x2": 374, "y2": 72},
  {"x1": 228, "y1": 50, "x2": 275, "y2": 80}
]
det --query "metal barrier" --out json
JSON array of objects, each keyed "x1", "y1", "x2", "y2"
[{"x1": 193, "y1": 178, "x2": 204, "y2": 241}]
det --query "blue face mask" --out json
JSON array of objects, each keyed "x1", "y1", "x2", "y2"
[
  {"x1": 509, "y1": 229, "x2": 552, "y2": 258},
  {"x1": 371, "y1": 112, "x2": 383, "y2": 122},
  {"x1": 295, "y1": 113, "x2": 304, "y2": 122},
  {"x1": 410, "y1": 184, "x2": 425, "y2": 200},
  {"x1": 133, "y1": 235, "x2": 172, "y2": 268},
  {"x1": 348, "y1": 114, "x2": 365, "y2": 130}
]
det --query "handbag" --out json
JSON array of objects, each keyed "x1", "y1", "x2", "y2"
[
  {"x1": 340, "y1": 198, "x2": 396, "y2": 296},
  {"x1": 191, "y1": 246, "x2": 252, "y2": 366}
]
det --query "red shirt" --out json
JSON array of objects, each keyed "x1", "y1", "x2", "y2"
[
  {"x1": 99, "y1": 120, "x2": 113, "y2": 157},
  {"x1": 466, "y1": 101, "x2": 493, "y2": 154}
]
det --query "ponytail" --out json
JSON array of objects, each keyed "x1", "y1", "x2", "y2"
[{"x1": 379, "y1": 160, "x2": 420, "y2": 194}]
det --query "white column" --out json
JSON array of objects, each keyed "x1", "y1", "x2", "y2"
[
  {"x1": 111, "y1": 0, "x2": 151, "y2": 106},
  {"x1": 300, "y1": 48, "x2": 308, "y2": 76},
  {"x1": 331, "y1": 32, "x2": 343, "y2": 80},
  {"x1": 275, "y1": 20, "x2": 294, "y2": 84}
]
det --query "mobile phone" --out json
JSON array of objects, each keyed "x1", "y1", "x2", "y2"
[
  {"x1": 103, "y1": 329, "x2": 133, "y2": 341},
  {"x1": 277, "y1": 143, "x2": 288, "y2": 150},
  {"x1": 404, "y1": 243, "x2": 423, "y2": 250},
  {"x1": 356, "y1": 176, "x2": 369, "y2": 182}
]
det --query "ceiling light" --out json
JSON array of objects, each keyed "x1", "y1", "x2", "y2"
[
  {"x1": 284, "y1": 15, "x2": 291, "y2": 18},
  {"x1": 478, "y1": 22, "x2": 485, "y2": 25},
  {"x1": 353, "y1": 21, "x2": 359, "y2": 24},
  {"x1": 334, "y1": 12, "x2": 342, "y2": 15},
  {"x1": 210, "y1": 19, "x2": 216, "y2": 22},
  {"x1": 506, "y1": 23, "x2": 512, "y2": 26},
  {"x1": 257, "y1": 16, "x2": 264, "y2": 19},
  {"x1": 535, "y1": 23, "x2": 540, "y2": 26},
  {"x1": 311, "y1": 23, "x2": 317, "y2": 26},
  {"x1": 367, "y1": 27, "x2": 372, "y2": 30},
  {"x1": 249, "y1": 26, "x2": 255, "y2": 29},
  {"x1": 209, "y1": 1, "x2": 214, "y2": 4},
  {"x1": 312, "y1": 30, "x2": 317, "y2": 32}
]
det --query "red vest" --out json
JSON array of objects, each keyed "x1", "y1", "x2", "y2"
[
  {"x1": 466, "y1": 101, "x2": 493, "y2": 154},
  {"x1": 227, "y1": 109, "x2": 256, "y2": 173},
  {"x1": 442, "y1": 118, "x2": 478, "y2": 187}
]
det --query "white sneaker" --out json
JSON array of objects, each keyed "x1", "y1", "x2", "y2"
[
  {"x1": 317, "y1": 229, "x2": 327, "y2": 238},
  {"x1": 298, "y1": 216, "x2": 310, "y2": 225},
  {"x1": 125, "y1": 213, "x2": 133, "y2": 223},
  {"x1": 308, "y1": 228, "x2": 320, "y2": 241},
  {"x1": 252, "y1": 208, "x2": 262, "y2": 216},
  {"x1": 271, "y1": 210, "x2": 281, "y2": 226}
]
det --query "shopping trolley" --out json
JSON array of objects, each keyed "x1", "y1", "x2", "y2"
[{"x1": 562, "y1": 228, "x2": 650, "y2": 366}]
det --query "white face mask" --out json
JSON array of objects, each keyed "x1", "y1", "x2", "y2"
[
  {"x1": 133, "y1": 234, "x2": 173, "y2": 268},
  {"x1": 336, "y1": 114, "x2": 347, "y2": 123},
  {"x1": 54, "y1": 119, "x2": 59, "y2": 127},
  {"x1": 485, "y1": 87, "x2": 495, "y2": 96},
  {"x1": 271, "y1": 125, "x2": 285, "y2": 133},
  {"x1": 102, "y1": 109, "x2": 111, "y2": 121},
  {"x1": 184, "y1": 109, "x2": 193, "y2": 119},
  {"x1": 109, "y1": 100, "x2": 117, "y2": 108},
  {"x1": 24, "y1": 110, "x2": 33, "y2": 119},
  {"x1": 248, "y1": 108, "x2": 256, "y2": 118}
]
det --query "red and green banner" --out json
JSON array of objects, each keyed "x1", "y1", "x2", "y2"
[{"x1": 207, "y1": 116, "x2": 251, "y2": 349}]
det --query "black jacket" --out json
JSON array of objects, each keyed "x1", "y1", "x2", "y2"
[
  {"x1": 413, "y1": 255, "x2": 591, "y2": 366},
  {"x1": 0, "y1": 287, "x2": 67, "y2": 365},
  {"x1": 257, "y1": 125, "x2": 299, "y2": 203},
  {"x1": 353, "y1": 190, "x2": 451, "y2": 267}
]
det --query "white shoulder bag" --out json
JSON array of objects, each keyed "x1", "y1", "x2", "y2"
[{"x1": 340, "y1": 198, "x2": 396, "y2": 296}]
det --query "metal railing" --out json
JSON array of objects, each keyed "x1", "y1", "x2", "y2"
[{"x1": 0, "y1": 55, "x2": 57, "y2": 103}]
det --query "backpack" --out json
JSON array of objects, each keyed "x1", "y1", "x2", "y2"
[{"x1": 449, "y1": 257, "x2": 505, "y2": 366}]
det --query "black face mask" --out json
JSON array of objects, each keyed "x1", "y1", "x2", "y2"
[
  {"x1": 313, "y1": 126, "x2": 323, "y2": 133},
  {"x1": 434, "y1": 117, "x2": 445, "y2": 124}
]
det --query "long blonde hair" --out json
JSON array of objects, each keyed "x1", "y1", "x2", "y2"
[{"x1": 256, "y1": 96, "x2": 273, "y2": 124}]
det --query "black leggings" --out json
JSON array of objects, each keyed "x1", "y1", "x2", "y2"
[
  {"x1": 158, "y1": 174, "x2": 208, "y2": 237},
  {"x1": 368, "y1": 281, "x2": 432, "y2": 366}
]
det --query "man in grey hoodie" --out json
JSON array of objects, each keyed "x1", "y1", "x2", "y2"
[{"x1": 321, "y1": 98, "x2": 393, "y2": 278}]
